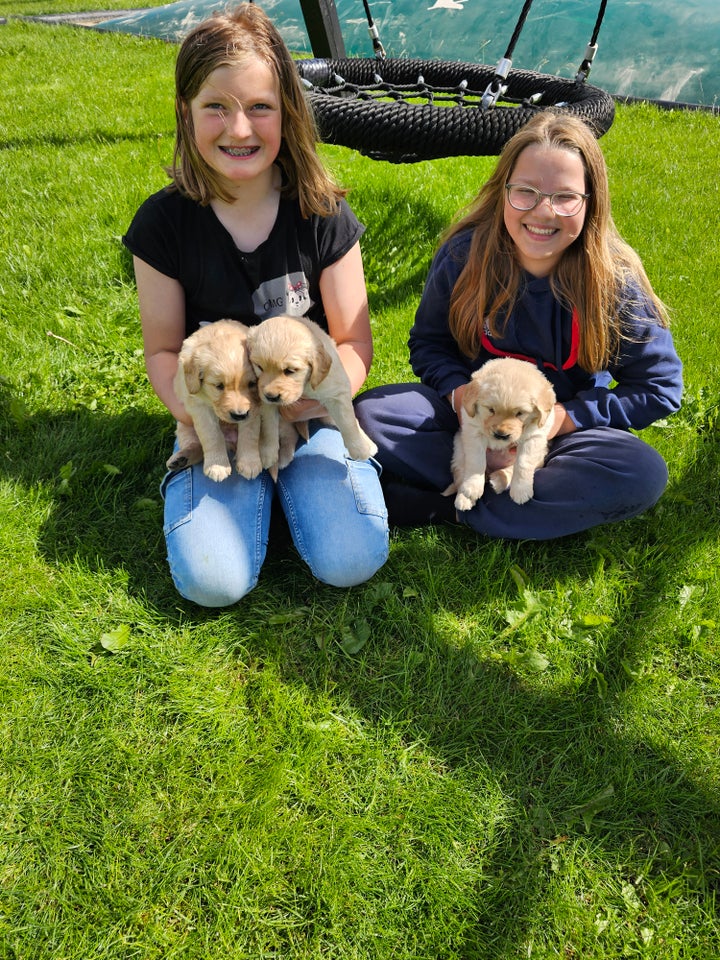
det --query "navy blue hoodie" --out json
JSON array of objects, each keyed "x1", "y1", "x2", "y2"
[{"x1": 409, "y1": 229, "x2": 683, "y2": 431}]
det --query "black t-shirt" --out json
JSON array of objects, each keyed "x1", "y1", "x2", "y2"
[{"x1": 123, "y1": 186, "x2": 364, "y2": 336}]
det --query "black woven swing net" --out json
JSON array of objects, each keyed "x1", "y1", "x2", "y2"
[
  {"x1": 293, "y1": 0, "x2": 615, "y2": 161},
  {"x1": 296, "y1": 56, "x2": 615, "y2": 163}
]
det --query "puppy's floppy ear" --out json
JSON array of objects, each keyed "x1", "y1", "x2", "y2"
[
  {"x1": 461, "y1": 379, "x2": 482, "y2": 418},
  {"x1": 308, "y1": 341, "x2": 333, "y2": 389},
  {"x1": 179, "y1": 348, "x2": 204, "y2": 394},
  {"x1": 533, "y1": 379, "x2": 556, "y2": 426}
]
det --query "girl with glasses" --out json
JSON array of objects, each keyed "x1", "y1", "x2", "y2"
[{"x1": 355, "y1": 112, "x2": 682, "y2": 537}]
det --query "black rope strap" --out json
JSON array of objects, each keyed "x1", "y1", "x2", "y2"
[
  {"x1": 504, "y1": 0, "x2": 535, "y2": 59},
  {"x1": 360, "y1": 0, "x2": 385, "y2": 58},
  {"x1": 481, "y1": 0, "x2": 536, "y2": 109},
  {"x1": 576, "y1": 0, "x2": 609, "y2": 81}
]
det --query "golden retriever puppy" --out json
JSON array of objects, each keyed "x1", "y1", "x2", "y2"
[
  {"x1": 166, "y1": 320, "x2": 263, "y2": 482},
  {"x1": 247, "y1": 315, "x2": 378, "y2": 463},
  {"x1": 446, "y1": 357, "x2": 556, "y2": 510}
]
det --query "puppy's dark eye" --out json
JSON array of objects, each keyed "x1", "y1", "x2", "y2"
[
  {"x1": 487, "y1": 407, "x2": 495, "y2": 415},
  {"x1": 248, "y1": 379, "x2": 257, "y2": 389},
  {"x1": 283, "y1": 367, "x2": 296, "y2": 377},
  {"x1": 215, "y1": 383, "x2": 224, "y2": 392}
]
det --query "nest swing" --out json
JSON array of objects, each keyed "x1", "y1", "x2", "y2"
[{"x1": 296, "y1": 0, "x2": 614, "y2": 162}]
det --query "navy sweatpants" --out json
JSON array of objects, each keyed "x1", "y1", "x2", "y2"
[{"x1": 354, "y1": 383, "x2": 669, "y2": 540}]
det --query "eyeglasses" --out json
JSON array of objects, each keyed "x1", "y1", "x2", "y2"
[{"x1": 505, "y1": 183, "x2": 590, "y2": 217}]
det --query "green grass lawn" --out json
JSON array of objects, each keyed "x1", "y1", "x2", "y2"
[{"x1": 1, "y1": 13, "x2": 719, "y2": 960}]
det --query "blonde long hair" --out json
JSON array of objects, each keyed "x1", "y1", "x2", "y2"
[
  {"x1": 169, "y1": 3, "x2": 345, "y2": 216},
  {"x1": 446, "y1": 112, "x2": 668, "y2": 370}
]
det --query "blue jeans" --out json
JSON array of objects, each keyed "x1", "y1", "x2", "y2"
[
  {"x1": 161, "y1": 422, "x2": 389, "y2": 606},
  {"x1": 354, "y1": 383, "x2": 669, "y2": 540}
]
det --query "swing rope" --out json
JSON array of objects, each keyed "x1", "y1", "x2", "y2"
[
  {"x1": 575, "y1": 0, "x2": 609, "y2": 82},
  {"x1": 481, "y1": 0, "x2": 535, "y2": 109},
  {"x1": 360, "y1": 0, "x2": 386, "y2": 59}
]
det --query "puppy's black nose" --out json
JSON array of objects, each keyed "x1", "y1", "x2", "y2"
[
  {"x1": 493, "y1": 430, "x2": 511, "y2": 441},
  {"x1": 264, "y1": 393, "x2": 282, "y2": 404},
  {"x1": 229, "y1": 410, "x2": 249, "y2": 422}
]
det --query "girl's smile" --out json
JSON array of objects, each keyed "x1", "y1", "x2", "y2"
[
  {"x1": 504, "y1": 143, "x2": 588, "y2": 276},
  {"x1": 189, "y1": 59, "x2": 282, "y2": 192}
]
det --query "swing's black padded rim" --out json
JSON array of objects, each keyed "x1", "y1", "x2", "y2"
[{"x1": 297, "y1": 58, "x2": 616, "y2": 162}]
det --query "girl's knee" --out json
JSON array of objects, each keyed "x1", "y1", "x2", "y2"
[
  {"x1": 312, "y1": 550, "x2": 388, "y2": 588},
  {"x1": 279, "y1": 436, "x2": 389, "y2": 586},
  {"x1": 165, "y1": 530, "x2": 263, "y2": 607},
  {"x1": 171, "y1": 564, "x2": 258, "y2": 607},
  {"x1": 609, "y1": 438, "x2": 668, "y2": 509},
  {"x1": 162, "y1": 468, "x2": 271, "y2": 607},
  {"x1": 631, "y1": 447, "x2": 669, "y2": 511},
  {"x1": 307, "y1": 520, "x2": 389, "y2": 588}
]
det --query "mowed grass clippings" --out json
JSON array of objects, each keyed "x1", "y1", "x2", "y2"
[{"x1": 0, "y1": 16, "x2": 719, "y2": 960}]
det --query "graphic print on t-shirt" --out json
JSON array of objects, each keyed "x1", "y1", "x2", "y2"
[{"x1": 253, "y1": 272, "x2": 314, "y2": 318}]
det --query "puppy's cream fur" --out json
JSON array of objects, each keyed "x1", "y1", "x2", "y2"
[
  {"x1": 446, "y1": 357, "x2": 556, "y2": 510},
  {"x1": 247, "y1": 315, "x2": 377, "y2": 463},
  {"x1": 167, "y1": 320, "x2": 264, "y2": 482}
]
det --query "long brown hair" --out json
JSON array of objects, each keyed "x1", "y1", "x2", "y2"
[
  {"x1": 169, "y1": 2, "x2": 345, "y2": 216},
  {"x1": 446, "y1": 112, "x2": 668, "y2": 370}
]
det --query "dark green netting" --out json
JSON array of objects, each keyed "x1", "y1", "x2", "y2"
[{"x1": 95, "y1": 0, "x2": 720, "y2": 107}]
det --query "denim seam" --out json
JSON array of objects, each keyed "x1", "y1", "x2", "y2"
[
  {"x1": 277, "y1": 474, "x2": 310, "y2": 568},
  {"x1": 253, "y1": 473, "x2": 271, "y2": 576},
  {"x1": 162, "y1": 468, "x2": 193, "y2": 536}
]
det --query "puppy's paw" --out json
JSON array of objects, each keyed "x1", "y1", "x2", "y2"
[
  {"x1": 235, "y1": 454, "x2": 263, "y2": 480},
  {"x1": 455, "y1": 475, "x2": 485, "y2": 511},
  {"x1": 346, "y1": 433, "x2": 378, "y2": 461},
  {"x1": 454, "y1": 491, "x2": 476, "y2": 512},
  {"x1": 276, "y1": 448, "x2": 295, "y2": 472},
  {"x1": 204, "y1": 461, "x2": 232, "y2": 482},
  {"x1": 275, "y1": 420, "x2": 300, "y2": 472},
  {"x1": 509, "y1": 480, "x2": 534, "y2": 504},
  {"x1": 260, "y1": 442, "x2": 279, "y2": 471},
  {"x1": 166, "y1": 451, "x2": 190, "y2": 471},
  {"x1": 167, "y1": 443, "x2": 204, "y2": 471},
  {"x1": 488, "y1": 467, "x2": 513, "y2": 494}
]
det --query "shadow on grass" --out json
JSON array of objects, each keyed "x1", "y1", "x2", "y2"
[
  {"x1": 0, "y1": 129, "x2": 173, "y2": 152},
  {"x1": 0, "y1": 399, "x2": 175, "y2": 600},
  {"x1": 0, "y1": 397, "x2": 328, "y2": 613},
  {"x1": 2, "y1": 382, "x2": 718, "y2": 954}
]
